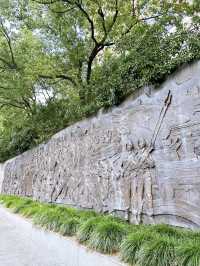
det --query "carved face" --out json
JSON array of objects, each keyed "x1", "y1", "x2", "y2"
[
  {"x1": 126, "y1": 140, "x2": 134, "y2": 151},
  {"x1": 138, "y1": 138, "x2": 147, "y2": 149}
]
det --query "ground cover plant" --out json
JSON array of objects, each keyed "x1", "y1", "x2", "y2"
[
  {"x1": 1, "y1": 194, "x2": 200, "y2": 266},
  {"x1": 120, "y1": 230, "x2": 156, "y2": 265},
  {"x1": 137, "y1": 236, "x2": 178, "y2": 266},
  {"x1": 88, "y1": 220, "x2": 128, "y2": 254}
]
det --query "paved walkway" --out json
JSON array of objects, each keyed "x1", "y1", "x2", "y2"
[{"x1": 0, "y1": 207, "x2": 124, "y2": 266}]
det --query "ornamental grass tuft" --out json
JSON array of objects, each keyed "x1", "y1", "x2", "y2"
[
  {"x1": 176, "y1": 239, "x2": 200, "y2": 266},
  {"x1": 12, "y1": 199, "x2": 34, "y2": 214},
  {"x1": 88, "y1": 220, "x2": 128, "y2": 254},
  {"x1": 76, "y1": 209, "x2": 98, "y2": 220},
  {"x1": 77, "y1": 216, "x2": 103, "y2": 243},
  {"x1": 59, "y1": 217, "x2": 80, "y2": 236},
  {"x1": 181, "y1": 230, "x2": 200, "y2": 241},
  {"x1": 150, "y1": 223, "x2": 183, "y2": 238},
  {"x1": 20, "y1": 204, "x2": 43, "y2": 218},
  {"x1": 137, "y1": 235, "x2": 178, "y2": 266},
  {"x1": 120, "y1": 230, "x2": 156, "y2": 265}
]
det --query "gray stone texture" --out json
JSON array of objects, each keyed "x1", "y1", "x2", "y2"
[
  {"x1": 2, "y1": 61, "x2": 200, "y2": 229},
  {"x1": 0, "y1": 163, "x2": 5, "y2": 192}
]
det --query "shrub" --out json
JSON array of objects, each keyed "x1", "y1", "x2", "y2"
[
  {"x1": 181, "y1": 230, "x2": 200, "y2": 241},
  {"x1": 77, "y1": 217, "x2": 103, "y2": 243},
  {"x1": 59, "y1": 217, "x2": 80, "y2": 236},
  {"x1": 12, "y1": 199, "x2": 33, "y2": 213},
  {"x1": 76, "y1": 209, "x2": 98, "y2": 221},
  {"x1": 120, "y1": 231, "x2": 156, "y2": 265},
  {"x1": 88, "y1": 220, "x2": 128, "y2": 254},
  {"x1": 34, "y1": 207, "x2": 76, "y2": 231},
  {"x1": 20, "y1": 204, "x2": 43, "y2": 218},
  {"x1": 2, "y1": 197, "x2": 32, "y2": 211},
  {"x1": 32, "y1": 209, "x2": 59, "y2": 229},
  {"x1": 137, "y1": 236, "x2": 178, "y2": 266},
  {"x1": 150, "y1": 224, "x2": 183, "y2": 238},
  {"x1": 54, "y1": 206, "x2": 78, "y2": 217},
  {"x1": 4, "y1": 198, "x2": 19, "y2": 208},
  {"x1": 176, "y1": 239, "x2": 200, "y2": 266}
]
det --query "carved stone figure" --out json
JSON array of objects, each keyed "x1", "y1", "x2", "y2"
[
  {"x1": 194, "y1": 141, "x2": 200, "y2": 159},
  {"x1": 116, "y1": 136, "x2": 137, "y2": 220},
  {"x1": 129, "y1": 138, "x2": 155, "y2": 224},
  {"x1": 128, "y1": 90, "x2": 172, "y2": 224}
]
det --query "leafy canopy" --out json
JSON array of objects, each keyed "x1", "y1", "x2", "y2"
[{"x1": 0, "y1": 0, "x2": 199, "y2": 161}]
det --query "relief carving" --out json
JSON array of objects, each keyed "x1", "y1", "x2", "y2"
[
  {"x1": 129, "y1": 138, "x2": 155, "y2": 224},
  {"x1": 169, "y1": 137, "x2": 182, "y2": 160},
  {"x1": 2, "y1": 62, "x2": 200, "y2": 229},
  {"x1": 128, "y1": 90, "x2": 172, "y2": 224},
  {"x1": 194, "y1": 142, "x2": 200, "y2": 159}
]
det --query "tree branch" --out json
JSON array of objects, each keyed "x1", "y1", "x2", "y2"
[
  {"x1": 32, "y1": 0, "x2": 60, "y2": 4},
  {"x1": 0, "y1": 85, "x2": 14, "y2": 90},
  {"x1": 33, "y1": 0, "x2": 118, "y2": 84},
  {"x1": 0, "y1": 19, "x2": 17, "y2": 68},
  {"x1": 86, "y1": 0, "x2": 119, "y2": 83},
  {"x1": 50, "y1": 6, "x2": 75, "y2": 14},
  {"x1": 0, "y1": 100, "x2": 26, "y2": 110},
  {"x1": 107, "y1": 0, "x2": 119, "y2": 33},
  {"x1": 122, "y1": 12, "x2": 164, "y2": 36},
  {"x1": 141, "y1": 14, "x2": 164, "y2": 22},
  {"x1": 97, "y1": 6, "x2": 107, "y2": 36},
  {"x1": 0, "y1": 57, "x2": 14, "y2": 68},
  {"x1": 86, "y1": 44, "x2": 104, "y2": 83},
  {"x1": 39, "y1": 74, "x2": 77, "y2": 86},
  {"x1": 131, "y1": 0, "x2": 139, "y2": 17},
  {"x1": 74, "y1": 1, "x2": 98, "y2": 44}
]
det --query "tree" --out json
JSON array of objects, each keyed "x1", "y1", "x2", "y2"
[{"x1": 0, "y1": 0, "x2": 199, "y2": 161}]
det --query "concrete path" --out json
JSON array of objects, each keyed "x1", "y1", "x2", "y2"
[{"x1": 0, "y1": 207, "x2": 125, "y2": 266}]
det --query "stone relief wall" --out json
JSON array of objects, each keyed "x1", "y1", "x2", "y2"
[
  {"x1": 0, "y1": 163, "x2": 5, "y2": 193},
  {"x1": 1, "y1": 61, "x2": 200, "y2": 229}
]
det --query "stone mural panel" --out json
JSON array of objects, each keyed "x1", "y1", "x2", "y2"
[{"x1": 1, "y1": 61, "x2": 200, "y2": 228}]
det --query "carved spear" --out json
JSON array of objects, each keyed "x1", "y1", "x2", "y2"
[
  {"x1": 150, "y1": 90, "x2": 173, "y2": 150},
  {"x1": 135, "y1": 90, "x2": 173, "y2": 166},
  {"x1": 130, "y1": 90, "x2": 173, "y2": 223}
]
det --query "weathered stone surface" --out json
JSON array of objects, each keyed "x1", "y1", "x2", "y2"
[
  {"x1": 1, "y1": 61, "x2": 200, "y2": 229},
  {"x1": 0, "y1": 164, "x2": 5, "y2": 193}
]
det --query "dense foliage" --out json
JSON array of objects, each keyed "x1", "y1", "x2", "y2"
[
  {"x1": 0, "y1": 0, "x2": 199, "y2": 161},
  {"x1": 2, "y1": 195, "x2": 200, "y2": 266}
]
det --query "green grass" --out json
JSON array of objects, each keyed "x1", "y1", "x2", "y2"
[
  {"x1": 120, "y1": 230, "x2": 156, "y2": 265},
  {"x1": 1, "y1": 194, "x2": 200, "y2": 265},
  {"x1": 176, "y1": 239, "x2": 200, "y2": 266},
  {"x1": 137, "y1": 235, "x2": 178, "y2": 266},
  {"x1": 59, "y1": 217, "x2": 80, "y2": 236},
  {"x1": 88, "y1": 220, "x2": 128, "y2": 254},
  {"x1": 149, "y1": 223, "x2": 183, "y2": 238},
  {"x1": 77, "y1": 216, "x2": 103, "y2": 243}
]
